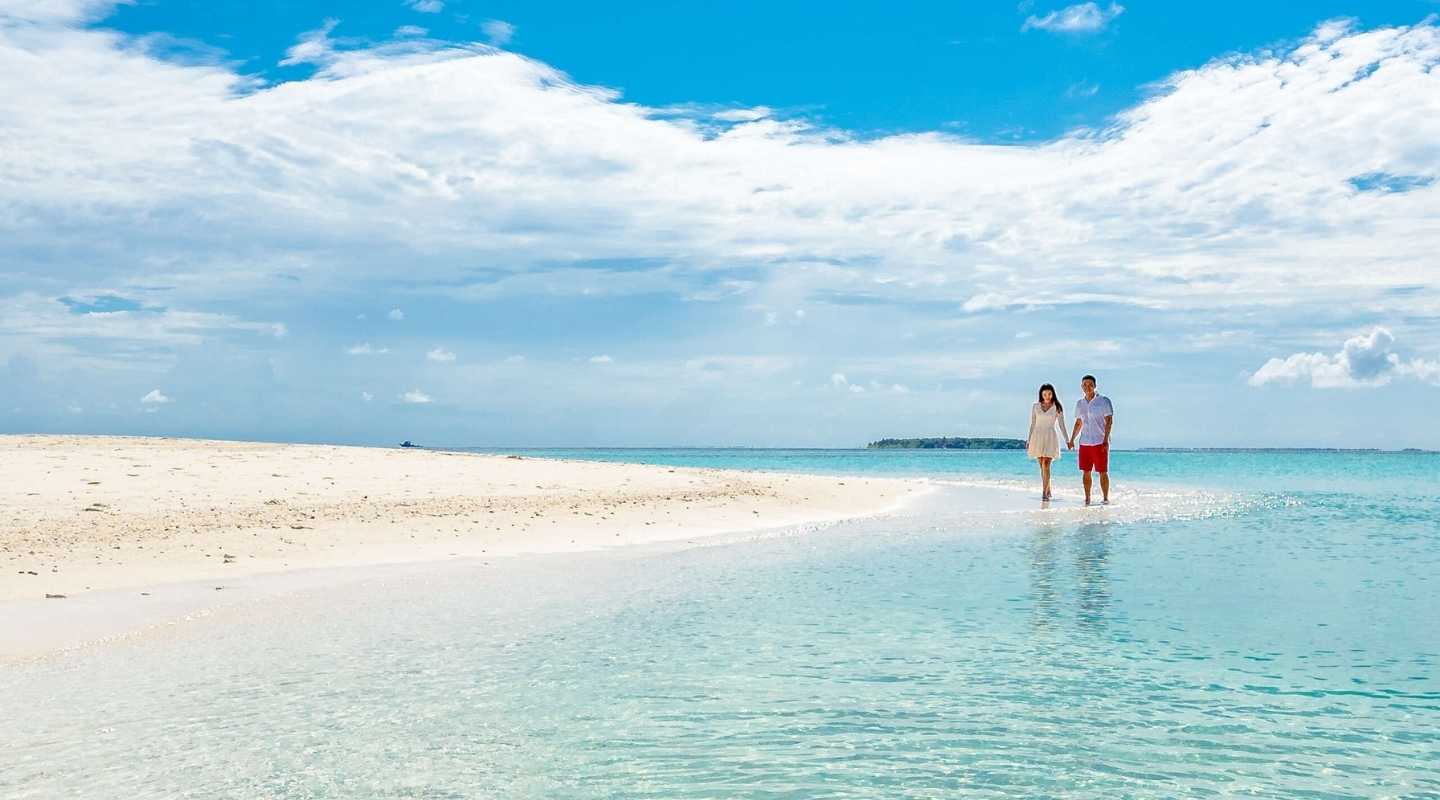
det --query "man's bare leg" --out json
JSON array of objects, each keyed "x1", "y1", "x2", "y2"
[
  {"x1": 1082, "y1": 470, "x2": 1093, "y2": 505},
  {"x1": 1099, "y1": 472, "x2": 1110, "y2": 504}
]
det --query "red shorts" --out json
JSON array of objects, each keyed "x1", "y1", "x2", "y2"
[{"x1": 1078, "y1": 443, "x2": 1109, "y2": 473}]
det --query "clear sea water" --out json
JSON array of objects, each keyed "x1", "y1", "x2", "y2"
[{"x1": 3, "y1": 449, "x2": 1438, "y2": 798}]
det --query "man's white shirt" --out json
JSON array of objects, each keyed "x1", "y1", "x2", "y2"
[{"x1": 1074, "y1": 394, "x2": 1113, "y2": 446}]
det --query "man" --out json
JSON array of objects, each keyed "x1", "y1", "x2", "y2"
[{"x1": 1067, "y1": 374, "x2": 1114, "y2": 505}]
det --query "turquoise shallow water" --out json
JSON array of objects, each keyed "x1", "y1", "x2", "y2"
[
  {"x1": 3, "y1": 450, "x2": 1438, "y2": 798},
  {"x1": 464, "y1": 446, "x2": 1439, "y2": 495}
]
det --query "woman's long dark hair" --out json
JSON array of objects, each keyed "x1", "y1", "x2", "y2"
[{"x1": 1037, "y1": 383, "x2": 1061, "y2": 412}]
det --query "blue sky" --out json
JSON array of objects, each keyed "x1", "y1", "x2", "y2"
[
  {"x1": 2, "y1": 1, "x2": 1439, "y2": 448},
  {"x1": 104, "y1": 0, "x2": 1435, "y2": 139}
]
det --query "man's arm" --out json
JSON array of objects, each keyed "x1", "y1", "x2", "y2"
[
  {"x1": 1069, "y1": 417, "x2": 1083, "y2": 448},
  {"x1": 1103, "y1": 414, "x2": 1113, "y2": 446}
]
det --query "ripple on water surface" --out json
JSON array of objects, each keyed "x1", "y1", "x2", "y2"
[{"x1": 3, "y1": 474, "x2": 1439, "y2": 798}]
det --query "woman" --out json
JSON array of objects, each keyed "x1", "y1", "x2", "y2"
[{"x1": 1026, "y1": 383, "x2": 1066, "y2": 500}]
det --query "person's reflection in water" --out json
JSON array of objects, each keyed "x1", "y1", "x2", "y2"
[
  {"x1": 1027, "y1": 523, "x2": 1062, "y2": 631},
  {"x1": 1073, "y1": 521, "x2": 1113, "y2": 631}
]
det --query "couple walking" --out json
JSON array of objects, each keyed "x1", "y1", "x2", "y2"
[{"x1": 1026, "y1": 375, "x2": 1114, "y2": 504}]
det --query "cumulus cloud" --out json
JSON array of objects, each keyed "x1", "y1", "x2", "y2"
[
  {"x1": 2, "y1": 10, "x2": 1440, "y2": 440},
  {"x1": 1249, "y1": 328, "x2": 1440, "y2": 388},
  {"x1": 4, "y1": 16, "x2": 1438, "y2": 330},
  {"x1": 361, "y1": 391, "x2": 374, "y2": 403},
  {"x1": 407, "y1": 0, "x2": 443, "y2": 13},
  {"x1": 400, "y1": 389, "x2": 433, "y2": 404},
  {"x1": 347, "y1": 343, "x2": 390, "y2": 355},
  {"x1": 1023, "y1": 2, "x2": 1125, "y2": 34},
  {"x1": 387, "y1": 309, "x2": 405, "y2": 321},
  {"x1": 481, "y1": 19, "x2": 515, "y2": 46},
  {"x1": 426, "y1": 346, "x2": 456, "y2": 362},
  {"x1": 394, "y1": 25, "x2": 427, "y2": 38},
  {"x1": 140, "y1": 389, "x2": 172, "y2": 404},
  {"x1": 588, "y1": 354, "x2": 613, "y2": 364},
  {"x1": 1398, "y1": 359, "x2": 1440, "y2": 384}
]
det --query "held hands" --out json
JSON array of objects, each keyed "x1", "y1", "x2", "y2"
[{"x1": 1066, "y1": 438, "x2": 1075, "y2": 450}]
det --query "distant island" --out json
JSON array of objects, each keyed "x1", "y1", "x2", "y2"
[{"x1": 866, "y1": 437, "x2": 1025, "y2": 450}]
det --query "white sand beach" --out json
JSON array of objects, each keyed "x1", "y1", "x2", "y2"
[{"x1": 1, "y1": 435, "x2": 928, "y2": 657}]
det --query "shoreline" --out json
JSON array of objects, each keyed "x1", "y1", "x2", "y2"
[{"x1": 1, "y1": 434, "x2": 932, "y2": 659}]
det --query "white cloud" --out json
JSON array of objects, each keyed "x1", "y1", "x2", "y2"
[
  {"x1": 503, "y1": 354, "x2": 525, "y2": 363},
  {"x1": 1250, "y1": 351, "x2": 1359, "y2": 388},
  {"x1": 481, "y1": 19, "x2": 515, "y2": 46},
  {"x1": 5, "y1": 17, "x2": 1437, "y2": 327},
  {"x1": 1023, "y1": 2, "x2": 1124, "y2": 34},
  {"x1": 426, "y1": 346, "x2": 456, "y2": 362},
  {"x1": 1249, "y1": 327, "x2": 1440, "y2": 388},
  {"x1": 395, "y1": 25, "x2": 428, "y2": 38},
  {"x1": 361, "y1": 391, "x2": 374, "y2": 403},
  {"x1": 962, "y1": 293, "x2": 1012, "y2": 313},
  {"x1": 140, "y1": 389, "x2": 172, "y2": 404},
  {"x1": 830, "y1": 373, "x2": 849, "y2": 388},
  {"x1": 2, "y1": 12, "x2": 1440, "y2": 436},
  {"x1": 280, "y1": 18, "x2": 339, "y2": 67},
  {"x1": 347, "y1": 342, "x2": 390, "y2": 355},
  {"x1": 713, "y1": 106, "x2": 772, "y2": 122},
  {"x1": 1064, "y1": 81, "x2": 1100, "y2": 98},
  {"x1": 588, "y1": 354, "x2": 613, "y2": 364},
  {"x1": 407, "y1": 0, "x2": 443, "y2": 13},
  {"x1": 0, "y1": 1, "x2": 115, "y2": 24},
  {"x1": 387, "y1": 309, "x2": 405, "y2": 321},
  {"x1": 1398, "y1": 359, "x2": 1440, "y2": 384},
  {"x1": 400, "y1": 389, "x2": 433, "y2": 404},
  {"x1": 0, "y1": 293, "x2": 286, "y2": 371}
]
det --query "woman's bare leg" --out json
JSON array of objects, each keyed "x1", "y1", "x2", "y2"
[{"x1": 1039, "y1": 457, "x2": 1052, "y2": 499}]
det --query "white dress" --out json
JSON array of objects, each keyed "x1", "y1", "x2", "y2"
[{"x1": 1027, "y1": 402, "x2": 1064, "y2": 460}]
